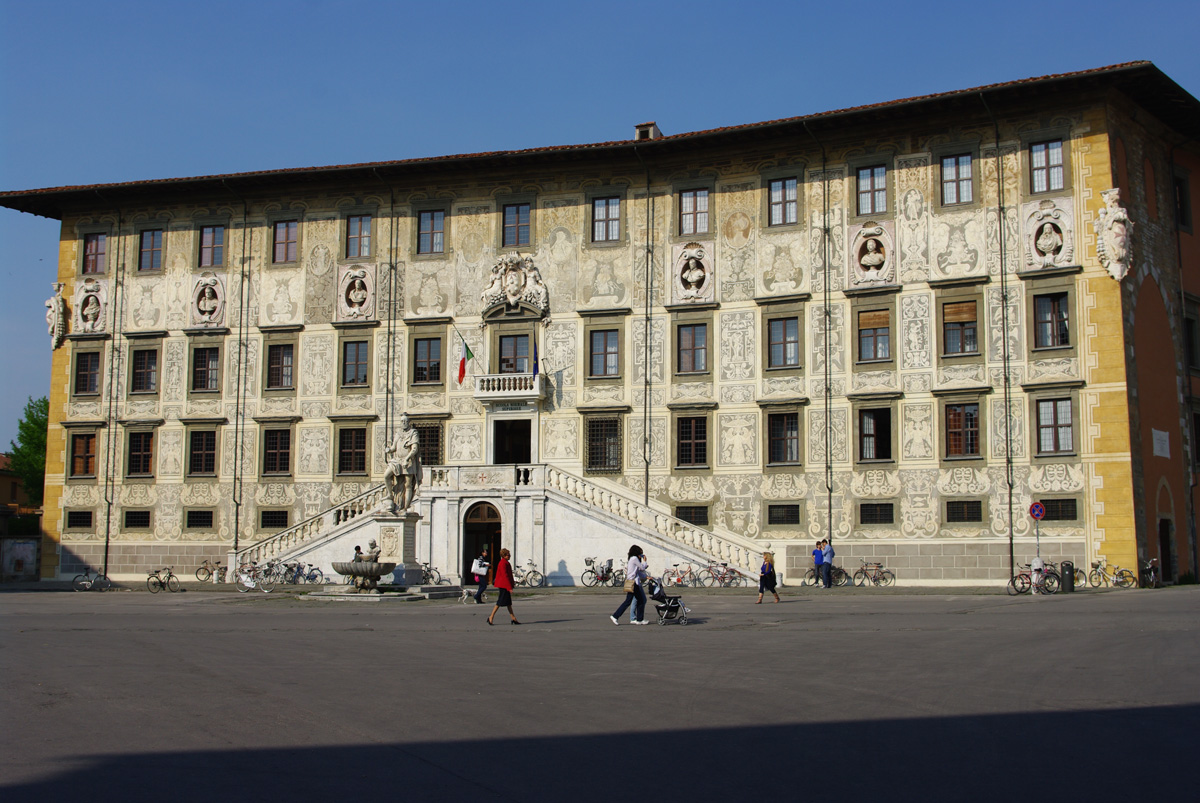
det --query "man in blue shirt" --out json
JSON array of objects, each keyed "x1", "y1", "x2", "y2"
[
  {"x1": 812, "y1": 540, "x2": 824, "y2": 587},
  {"x1": 821, "y1": 540, "x2": 835, "y2": 589}
]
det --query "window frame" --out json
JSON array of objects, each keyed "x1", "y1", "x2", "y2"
[
  {"x1": 271, "y1": 218, "x2": 299, "y2": 265},
  {"x1": 591, "y1": 196, "x2": 621, "y2": 243},
  {"x1": 187, "y1": 429, "x2": 218, "y2": 476},
  {"x1": 137, "y1": 228, "x2": 164, "y2": 272},
  {"x1": 588, "y1": 329, "x2": 621, "y2": 378},
  {"x1": 676, "y1": 322, "x2": 709, "y2": 375},
  {"x1": 412, "y1": 336, "x2": 443, "y2": 385},
  {"x1": 936, "y1": 292, "x2": 983, "y2": 361},
  {"x1": 126, "y1": 430, "x2": 155, "y2": 478},
  {"x1": 336, "y1": 426, "x2": 369, "y2": 475},
  {"x1": 73, "y1": 350, "x2": 102, "y2": 396},
  {"x1": 945, "y1": 498, "x2": 985, "y2": 524},
  {"x1": 129, "y1": 346, "x2": 160, "y2": 395},
  {"x1": 944, "y1": 401, "x2": 983, "y2": 459},
  {"x1": 198, "y1": 224, "x2": 225, "y2": 268},
  {"x1": 264, "y1": 342, "x2": 296, "y2": 391},
  {"x1": 261, "y1": 427, "x2": 292, "y2": 476},
  {"x1": 856, "y1": 164, "x2": 888, "y2": 217},
  {"x1": 1020, "y1": 129, "x2": 1073, "y2": 197},
  {"x1": 411, "y1": 420, "x2": 444, "y2": 467},
  {"x1": 857, "y1": 406, "x2": 895, "y2": 463},
  {"x1": 859, "y1": 502, "x2": 895, "y2": 526},
  {"x1": 1029, "y1": 139, "x2": 1065, "y2": 195},
  {"x1": 407, "y1": 324, "x2": 448, "y2": 391},
  {"x1": 502, "y1": 202, "x2": 532, "y2": 248},
  {"x1": 674, "y1": 414, "x2": 710, "y2": 469},
  {"x1": 584, "y1": 415, "x2": 623, "y2": 475},
  {"x1": 767, "y1": 177, "x2": 799, "y2": 227},
  {"x1": 82, "y1": 231, "x2": 108, "y2": 275},
  {"x1": 417, "y1": 209, "x2": 446, "y2": 255},
  {"x1": 190, "y1": 345, "x2": 221, "y2": 393},
  {"x1": 1032, "y1": 291, "x2": 1071, "y2": 350},
  {"x1": 1030, "y1": 394, "x2": 1078, "y2": 457},
  {"x1": 939, "y1": 153, "x2": 976, "y2": 207},
  {"x1": 341, "y1": 339, "x2": 370, "y2": 388},
  {"x1": 1174, "y1": 167, "x2": 1193, "y2": 235},
  {"x1": 678, "y1": 188, "x2": 711, "y2": 237},
  {"x1": 345, "y1": 214, "x2": 373, "y2": 259},
  {"x1": 70, "y1": 432, "x2": 97, "y2": 478},
  {"x1": 856, "y1": 307, "x2": 893, "y2": 364},
  {"x1": 766, "y1": 410, "x2": 801, "y2": 466}
]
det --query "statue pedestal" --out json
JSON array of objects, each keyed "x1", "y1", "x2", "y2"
[{"x1": 375, "y1": 511, "x2": 423, "y2": 586}]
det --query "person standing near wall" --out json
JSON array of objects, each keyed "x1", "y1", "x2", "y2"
[
  {"x1": 812, "y1": 541, "x2": 825, "y2": 588},
  {"x1": 821, "y1": 539, "x2": 835, "y2": 589},
  {"x1": 487, "y1": 548, "x2": 520, "y2": 625}
]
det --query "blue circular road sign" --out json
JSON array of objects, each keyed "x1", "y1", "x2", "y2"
[{"x1": 1030, "y1": 502, "x2": 1045, "y2": 520}]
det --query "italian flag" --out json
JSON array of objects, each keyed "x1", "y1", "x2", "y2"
[{"x1": 458, "y1": 336, "x2": 474, "y2": 385}]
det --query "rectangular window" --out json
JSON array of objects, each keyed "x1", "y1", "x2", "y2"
[
  {"x1": 768, "y1": 178, "x2": 798, "y2": 226},
  {"x1": 192, "y1": 347, "x2": 220, "y2": 391},
  {"x1": 1185, "y1": 318, "x2": 1199, "y2": 369},
  {"x1": 337, "y1": 428, "x2": 367, "y2": 474},
  {"x1": 1031, "y1": 140, "x2": 1064, "y2": 193},
  {"x1": 499, "y1": 335, "x2": 529, "y2": 374},
  {"x1": 1034, "y1": 293, "x2": 1070, "y2": 348},
  {"x1": 860, "y1": 502, "x2": 894, "y2": 525},
  {"x1": 127, "y1": 431, "x2": 154, "y2": 476},
  {"x1": 263, "y1": 429, "x2": 291, "y2": 474},
  {"x1": 260, "y1": 510, "x2": 289, "y2": 530},
  {"x1": 186, "y1": 509, "x2": 214, "y2": 529},
  {"x1": 414, "y1": 422, "x2": 443, "y2": 466},
  {"x1": 418, "y1": 210, "x2": 445, "y2": 254},
  {"x1": 503, "y1": 204, "x2": 530, "y2": 247},
  {"x1": 342, "y1": 341, "x2": 368, "y2": 386},
  {"x1": 1175, "y1": 173, "x2": 1193, "y2": 231},
  {"x1": 858, "y1": 309, "x2": 891, "y2": 361},
  {"x1": 859, "y1": 408, "x2": 893, "y2": 461},
  {"x1": 946, "y1": 403, "x2": 981, "y2": 457},
  {"x1": 188, "y1": 430, "x2": 217, "y2": 475},
  {"x1": 75, "y1": 352, "x2": 101, "y2": 395},
  {"x1": 941, "y1": 155, "x2": 973, "y2": 205},
  {"x1": 943, "y1": 301, "x2": 978, "y2": 355},
  {"x1": 767, "y1": 412, "x2": 800, "y2": 465},
  {"x1": 131, "y1": 349, "x2": 158, "y2": 393},
  {"x1": 675, "y1": 506, "x2": 709, "y2": 526},
  {"x1": 124, "y1": 510, "x2": 151, "y2": 529},
  {"x1": 592, "y1": 197, "x2": 620, "y2": 242},
  {"x1": 589, "y1": 330, "x2": 620, "y2": 377},
  {"x1": 857, "y1": 166, "x2": 887, "y2": 215},
  {"x1": 346, "y1": 215, "x2": 371, "y2": 258},
  {"x1": 66, "y1": 510, "x2": 93, "y2": 529},
  {"x1": 138, "y1": 229, "x2": 163, "y2": 271},
  {"x1": 677, "y1": 417, "x2": 708, "y2": 466},
  {"x1": 199, "y1": 225, "x2": 224, "y2": 267},
  {"x1": 767, "y1": 504, "x2": 801, "y2": 525},
  {"x1": 677, "y1": 323, "x2": 708, "y2": 373},
  {"x1": 71, "y1": 433, "x2": 96, "y2": 477},
  {"x1": 1194, "y1": 411, "x2": 1200, "y2": 467},
  {"x1": 946, "y1": 500, "x2": 983, "y2": 523},
  {"x1": 83, "y1": 233, "x2": 106, "y2": 274},
  {"x1": 585, "y1": 417, "x2": 622, "y2": 474},
  {"x1": 1041, "y1": 498, "x2": 1078, "y2": 521},
  {"x1": 679, "y1": 189, "x2": 709, "y2": 235},
  {"x1": 767, "y1": 317, "x2": 800, "y2": 368},
  {"x1": 413, "y1": 338, "x2": 442, "y2": 383},
  {"x1": 266, "y1": 344, "x2": 294, "y2": 389},
  {"x1": 1037, "y1": 398, "x2": 1073, "y2": 454},
  {"x1": 273, "y1": 220, "x2": 298, "y2": 263}
]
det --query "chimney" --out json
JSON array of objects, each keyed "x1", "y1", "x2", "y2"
[{"x1": 634, "y1": 121, "x2": 662, "y2": 141}]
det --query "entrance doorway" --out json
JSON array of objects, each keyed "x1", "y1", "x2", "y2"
[
  {"x1": 463, "y1": 503, "x2": 502, "y2": 583},
  {"x1": 493, "y1": 419, "x2": 531, "y2": 464},
  {"x1": 1158, "y1": 519, "x2": 1174, "y2": 581}
]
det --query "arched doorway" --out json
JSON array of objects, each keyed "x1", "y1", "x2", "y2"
[{"x1": 463, "y1": 502, "x2": 502, "y2": 582}]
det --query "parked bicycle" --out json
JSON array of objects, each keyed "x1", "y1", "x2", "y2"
[
  {"x1": 1088, "y1": 558, "x2": 1136, "y2": 588},
  {"x1": 1007, "y1": 562, "x2": 1061, "y2": 595},
  {"x1": 146, "y1": 566, "x2": 181, "y2": 593},
  {"x1": 194, "y1": 559, "x2": 226, "y2": 583},
  {"x1": 514, "y1": 559, "x2": 546, "y2": 588},
  {"x1": 699, "y1": 562, "x2": 749, "y2": 588},
  {"x1": 802, "y1": 564, "x2": 852, "y2": 587},
  {"x1": 1141, "y1": 557, "x2": 1161, "y2": 589},
  {"x1": 581, "y1": 557, "x2": 624, "y2": 587},
  {"x1": 281, "y1": 562, "x2": 324, "y2": 585},
  {"x1": 853, "y1": 559, "x2": 896, "y2": 587},
  {"x1": 419, "y1": 562, "x2": 449, "y2": 585},
  {"x1": 660, "y1": 562, "x2": 701, "y2": 588},
  {"x1": 234, "y1": 561, "x2": 276, "y2": 593},
  {"x1": 71, "y1": 567, "x2": 111, "y2": 592}
]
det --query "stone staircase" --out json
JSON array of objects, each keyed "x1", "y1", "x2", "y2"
[{"x1": 234, "y1": 484, "x2": 389, "y2": 567}]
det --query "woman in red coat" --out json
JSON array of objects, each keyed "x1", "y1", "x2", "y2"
[{"x1": 487, "y1": 548, "x2": 520, "y2": 625}]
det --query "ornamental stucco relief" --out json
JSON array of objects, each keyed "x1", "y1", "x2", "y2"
[
  {"x1": 718, "y1": 184, "x2": 755, "y2": 302},
  {"x1": 481, "y1": 253, "x2": 550, "y2": 319},
  {"x1": 1028, "y1": 462, "x2": 1085, "y2": 493},
  {"x1": 1023, "y1": 198, "x2": 1076, "y2": 270},
  {"x1": 761, "y1": 376, "x2": 805, "y2": 398},
  {"x1": 852, "y1": 371, "x2": 897, "y2": 392},
  {"x1": 810, "y1": 302, "x2": 846, "y2": 374},
  {"x1": 628, "y1": 417, "x2": 666, "y2": 468},
  {"x1": 899, "y1": 469, "x2": 939, "y2": 538},
  {"x1": 931, "y1": 215, "x2": 985, "y2": 280},
  {"x1": 263, "y1": 275, "x2": 300, "y2": 325},
  {"x1": 45, "y1": 282, "x2": 66, "y2": 348},
  {"x1": 901, "y1": 293, "x2": 932, "y2": 370},
  {"x1": 304, "y1": 244, "x2": 336, "y2": 324},
  {"x1": 986, "y1": 285, "x2": 1023, "y2": 362},
  {"x1": 449, "y1": 423, "x2": 481, "y2": 462},
  {"x1": 850, "y1": 469, "x2": 900, "y2": 498},
  {"x1": 578, "y1": 251, "x2": 627, "y2": 309},
  {"x1": 130, "y1": 280, "x2": 162, "y2": 330},
  {"x1": 670, "y1": 382, "x2": 713, "y2": 401},
  {"x1": 671, "y1": 241, "x2": 716, "y2": 304},
  {"x1": 760, "y1": 472, "x2": 808, "y2": 500},
  {"x1": 668, "y1": 476, "x2": 716, "y2": 502},
  {"x1": 720, "y1": 384, "x2": 756, "y2": 404},
  {"x1": 540, "y1": 418, "x2": 578, "y2": 460},
  {"x1": 989, "y1": 398, "x2": 1026, "y2": 459},
  {"x1": 847, "y1": 221, "x2": 896, "y2": 286},
  {"x1": 336, "y1": 264, "x2": 376, "y2": 321},
  {"x1": 935, "y1": 363, "x2": 985, "y2": 388},
  {"x1": 1094, "y1": 188, "x2": 1133, "y2": 281},
  {"x1": 191, "y1": 272, "x2": 226, "y2": 327},
  {"x1": 809, "y1": 409, "x2": 848, "y2": 464},
  {"x1": 302, "y1": 336, "x2": 334, "y2": 397},
  {"x1": 412, "y1": 265, "x2": 449, "y2": 317},
  {"x1": 714, "y1": 474, "x2": 758, "y2": 536},
  {"x1": 543, "y1": 322, "x2": 577, "y2": 387},
  {"x1": 936, "y1": 467, "x2": 990, "y2": 496},
  {"x1": 901, "y1": 403, "x2": 934, "y2": 459},
  {"x1": 1027, "y1": 357, "x2": 1078, "y2": 382},
  {"x1": 719, "y1": 311, "x2": 755, "y2": 381},
  {"x1": 74, "y1": 278, "x2": 107, "y2": 333},
  {"x1": 632, "y1": 319, "x2": 665, "y2": 385},
  {"x1": 718, "y1": 414, "x2": 757, "y2": 466}
]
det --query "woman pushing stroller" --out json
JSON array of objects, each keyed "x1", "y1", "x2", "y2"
[{"x1": 609, "y1": 545, "x2": 650, "y2": 625}]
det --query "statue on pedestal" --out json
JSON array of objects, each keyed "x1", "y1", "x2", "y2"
[{"x1": 383, "y1": 413, "x2": 422, "y2": 513}]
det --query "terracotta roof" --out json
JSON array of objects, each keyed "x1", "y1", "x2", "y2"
[{"x1": 2, "y1": 61, "x2": 1197, "y2": 220}]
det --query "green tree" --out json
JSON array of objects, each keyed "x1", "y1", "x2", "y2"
[{"x1": 8, "y1": 396, "x2": 48, "y2": 506}]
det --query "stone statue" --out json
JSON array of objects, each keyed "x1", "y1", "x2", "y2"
[
  {"x1": 678, "y1": 243, "x2": 707, "y2": 299},
  {"x1": 383, "y1": 413, "x2": 422, "y2": 512},
  {"x1": 1035, "y1": 223, "x2": 1063, "y2": 264},
  {"x1": 45, "y1": 282, "x2": 65, "y2": 349},
  {"x1": 860, "y1": 238, "x2": 886, "y2": 270},
  {"x1": 1094, "y1": 188, "x2": 1132, "y2": 281},
  {"x1": 80, "y1": 293, "x2": 101, "y2": 332},
  {"x1": 351, "y1": 539, "x2": 382, "y2": 591}
]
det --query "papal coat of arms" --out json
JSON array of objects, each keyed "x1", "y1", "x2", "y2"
[{"x1": 480, "y1": 254, "x2": 550, "y2": 318}]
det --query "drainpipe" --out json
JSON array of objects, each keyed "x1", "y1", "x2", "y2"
[
  {"x1": 634, "y1": 145, "x2": 654, "y2": 507},
  {"x1": 222, "y1": 180, "x2": 252, "y2": 564},
  {"x1": 804, "y1": 122, "x2": 834, "y2": 549},
  {"x1": 372, "y1": 168, "x2": 398, "y2": 446},
  {"x1": 95, "y1": 192, "x2": 123, "y2": 580}
]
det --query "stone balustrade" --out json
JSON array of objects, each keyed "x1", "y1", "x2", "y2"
[
  {"x1": 473, "y1": 372, "x2": 546, "y2": 402},
  {"x1": 236, "y1": 484, "x2": 389, "y2": 566}
]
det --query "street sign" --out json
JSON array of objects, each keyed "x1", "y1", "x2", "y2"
[{"x1": 1029, "y1": 502, "x2": 1045, "y2": 521}]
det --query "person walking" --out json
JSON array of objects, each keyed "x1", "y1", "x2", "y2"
[
  {"x1": 821, "y1": 539, "x2": 835, "y2": 589},
  {"x1": 487, "y1": 548, "x2": 520, "y2": 625},
  {"x1": 756, "y1": 551, "x2": 780, "y2": 603},
  {"x1": 812, "y1": 540, "x2": 825, "y2": 588},
  {"x1": 610, "y1": 545, "x2": 649, "y2": 625},
  {"x1": 471, "y1": 546, "x2": 490, "y2": 604}
]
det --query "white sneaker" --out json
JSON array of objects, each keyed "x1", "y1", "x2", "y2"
[
  {"x1": 634, "y1": 619, "x2": 651, "y2": 625},
  {"x1": 609, "y1": 615, "x2": 620, "y2": 625}
]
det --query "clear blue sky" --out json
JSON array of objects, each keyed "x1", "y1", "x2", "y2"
[{"x1": 1, "y1": 0, "x2": 1197, "y2": 446}]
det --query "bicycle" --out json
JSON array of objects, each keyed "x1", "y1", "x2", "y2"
[
  {"x1": 514, "y1": 559, "x2": 546, "y2": 588},
  {"x1": 853, "y1": 560, "x2": 896, "y2": 587},
  {"x1": 1006, "y1": 563, "x2": 1061, "y2": 595},
  {"x1": 281, "y1": 562, "x2": 324, "y2": 585},
  {"x1": 234, "y1": 561, "x2": 276, "y2": 593},
  {"x1": 699, "y1": 562, "x2": 749, "y2": 588},
  {"x1": 1140, "y1": 558, "x2": 1161, "y2": 589},
  {"x1": 419, "y1": 562, "x2": 448, "y2": 585},
  {"x1": 146, "y1": 566, "x2": 181, "y2": 593},
  {"x1": 1088, "y1": 558, "x2": 1136, "y2": 589},
  {"x1": 660, "y1": 562, "x2": 701, "y2": 588},
  {"x1": 72, "y1": 567, "x2": 111, "y2": 592},
  {"x1": 802, "y1": 564, "x2": 852, "y2": 587},
  {"x1": 195, "y1": 559, "x2": 227, "y2": 583},
  {"x1": 581, "y1": 557, "x2": 623, "y2": 587}
]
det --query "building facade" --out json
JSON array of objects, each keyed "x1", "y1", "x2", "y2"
[{"x1": 4, "y1": 61, "x2": 1199, "y2": 584}]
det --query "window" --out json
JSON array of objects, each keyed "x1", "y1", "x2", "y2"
[
  {"x1": 767, "y1": 317, "x2": 800, "y2": 368},
  {"x1": 675, "y1": 506, "x2": 709, "y2": 526},
  {"x1": 260, "y1": 510, "x2": 289, "y2": 530},
  {"x1": 592, "y1": 197, "x2": 620, "y2": 242},
  {"x1": 499, "y1": 335, "x2": 529, "y2": 374},
  {"x1": 138, "y1": 229, "x2": 163, "y2": 271},
  {"x1": 192, "y1": 347, "x2": 220, "y2": 391},
  {"x1": 266, "y1": 344, "x2": 294, "y2": 389},
  {"x1": 413, "y1": 338, "x2": 442, "y2": 383},
  {"x1": 273, "y1": 220, "x2": 298, "y2": 263},
  {"x1": 1037, "y1": 399, "x2": 1073, "y2": 454},
  {"x1": 263, "y1": 429, "x2": 291, "y2": 474},
  {"x1": 503, "y1": 204, "x2": 530, "y2": 247},
  {"x1": 857, "y1": 166, "x2": 887, "y2": 215},
  {"x1": 75, "y1": 352, "x2": 100, "y2": 395},
  {"x1": 946, "y1": 403, "x2": 980, "y2": 457},
  {"x1": 1041, "y1": 498, "x2": 1078, "y2": 521},
  {"x1": 768, "y1": 178, "x2": 798, "y2": 226},
  {"x1": 679, "y1": 189, "x2": 709, "y2": 235},
  {"x1": 1194, "y1": 411, "x2": 1200, "y2": 467},
  {"x1": 131, "y1": 349, "x2": 158, "y2": 393},
  {"x1": 127, "y1": 431, "x2": 154, "y2": 476},
  {"x1": 941, "y1": 155, "x2": 973, "y2": 205},
  {"x1": 189, "y1": 430, "x2": 217, "y2": 475},
  {"x1": 859, "y1": 409, "x2": 893, "y2": 461},
  {"x1": 677, "y1": 324, "x2": 708, "y2": 373},
  {"x1": 1033, "y1": 293, "x2": 1070, "y2": 348},
  {"x1": 943, "y1": 301, "x2": 978, "y2": 355},
  {"x1": 1030, "y1": 140, "x2": 1064, "y2": 193},
  {"x1": 71, "y1": 433, "x2": 96, "y2": 477},
  {"x1": 860, "y1": 503, "x2": 894, "y2": 525},
  {"x1": 946, "y1": 500, "x2": 983, "y2": 523},
  {"x1": 1175, "y1": 172, "x2": 1193, "y2": 231},
  {"x1": 83, "y1": 233, "x2": 106, "y2": 274},
  {"x1": 66, "y1": 510, "x2": 93, "y2": 529},
  {"x1": 338, "y1": 428, "x2": 367, "y2": 474},
  {"x1": 1185, "y1": 317, "x2": 1199, "y2": 369},
  {"x1": 858, "y1": 310, "x2": 890, "y2": 362},
  {"x1": 589, "y1": 330, "x2": 620, "y2": 377},
  {"x1": 677, "y1": 417, "x2": 708, "y2": 466},
  {"x1": 186, "y1": 510, "x2": 214, "y2": 529},
  {"x1": 199, "y1": 226, "x2": 224, "y2": 267},
  {"x1": 767, "y1": 504, "x2": 801, "y2": 525},
  {"x1": 414, "y1": 422, "x2": 443, "y2": 466},
  {"x1": 346, "y1": 215, "x2": 371, "y2": 258},
  {"x1": 124, "y1": 510, "x2": 151, "y2": 529},
  {"x1": 342, "y1": 341, "x2": 368, "y2": 387},
  {"x1": 585, "y1": 417, "x2": 622, "y2": 474},
  {"x1": 767, "y1": 412, "x2": 800, "y2": 465},
  {"x1": 418, "y1": 210, "x2": 445, "y2": 254}
]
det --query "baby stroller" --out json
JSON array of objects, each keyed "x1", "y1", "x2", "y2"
[{"x1": 647, "y1": 577, "x2": 690, "y2": 625}]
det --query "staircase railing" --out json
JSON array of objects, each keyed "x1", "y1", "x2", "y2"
[{"x1": 235, "y1": 484, "x2": 389, "y2": 565}]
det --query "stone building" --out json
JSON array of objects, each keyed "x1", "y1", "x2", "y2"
[{"x1": 3, "y1": 61, "x2": 1199, "y2": 585}]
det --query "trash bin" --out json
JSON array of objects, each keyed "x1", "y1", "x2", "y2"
[{"x1": 1061, "y1": 560, "x2": 1075, "y2": 593}]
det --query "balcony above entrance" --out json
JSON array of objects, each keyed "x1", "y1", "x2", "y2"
[{"x1": 474, "y1": 373, "x2": 547, "y2": 404}]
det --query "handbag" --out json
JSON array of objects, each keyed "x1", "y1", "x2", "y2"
[
  {"x1": 622, "y1": 578, "x2": 636, "y2": 592},
  {"x1": 471, "y1": 558, "x2": 489, "y2": 576}
]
